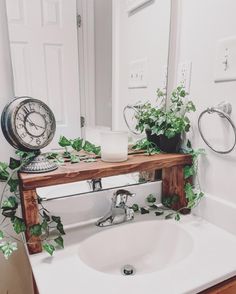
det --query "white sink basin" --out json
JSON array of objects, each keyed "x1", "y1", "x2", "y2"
[{"x1": 78, "y1": 220, "x2": 193, "y2": 275}]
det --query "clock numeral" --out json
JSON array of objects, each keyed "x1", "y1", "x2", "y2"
[
  {"x1": 29, "y1": 136, "x2": 34, "y2": 143},
  {"x1": 20, "y1": 133, "x2": 27, "y2": 139},
  {"x1": 16, "y1": 123, "x2": 24, "y2": 129},
  {"x1": 17, "y1": 113, "x2": 25, "y2": 122},
  {"x1": 28, "y1": 102, "x2": 35, "y2": 112},
  {"x1": 36, "y1": 138, "x2": 41, "y2": 146},
  {"x1": 22, "y1": 106, "x2": 30, "y2": 115}
]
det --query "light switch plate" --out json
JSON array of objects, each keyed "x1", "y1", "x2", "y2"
[
  {"x1": 128, "y1": 58, "x2": 148, "y2": 89},
  {"x1": 215, "y1": 36, "x2": 236, "y2": 82}
]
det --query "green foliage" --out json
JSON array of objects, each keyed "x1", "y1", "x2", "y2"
[
  {"x1": 0, "y1": 162, "x2": 9, "y2": 181},
  {"x1": 43, "y1": 243, "x2": 55, "y2": 256},
  {"x1": 135, "y1": 86, "x2": 196, "y2": 139},
  {"x1": 185, "y1": 183, "x2": 204, "y2": 209},
  {"x1": 132, "y1": 138, "x2": 161, "y2": 155},
  {"x1": 131, "y1": 204, "x2": 139, "y2": 212},
  {"x1": 30, "y1": 224, "x2": 42, "y2": 237},
  {"x1": 0, "y1": 230, "x2": 4, "y2": 240},
  {"x1": 54, "y1": 236, "x2": 64, "y2": 248},
  {"x1": 146, "y1": 194, "x2": 156, "y2": 203},
  {"x1": 0, "y1": 241, "x2": 17, "y2": 259},
  {"x1": 12, "y1": 217, "x2": 26, "y2": 234},
  {"x1": 58, "y1": 136, "x2": 71, "y2": 147}
]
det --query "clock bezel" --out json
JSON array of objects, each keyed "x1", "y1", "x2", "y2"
[{"x1": 1, "y1": 97, "x2": 56, "y2": 151}]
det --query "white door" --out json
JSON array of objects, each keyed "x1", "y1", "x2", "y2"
[{"x1": 6, "y1": 0, "x2": 81, "y2": 149}]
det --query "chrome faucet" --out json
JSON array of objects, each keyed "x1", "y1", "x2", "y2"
[{"x1": 96, "y1": 189, "x2": 135, "y2": 227}]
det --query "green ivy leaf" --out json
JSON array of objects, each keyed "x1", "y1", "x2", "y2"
[
  {"x1": 9, "y1": 158, "x2": 21, "y2": 170},
  {"x1": 58, "y1": 136, "x2": 71, "y2": 147},
  {"x1": 70, "y1": 154, "x2": 80, "y2": 163},
  {"x1": 131, "y1": 204, "x2": 139, "y2": 212},
  {"x1": 0, "y1": 241, "x2": 17, "y2": 259},
  {"x1": 165, "y1": 213, "x2": 174, "y2": 219},
  {"x1": 184, "y1": 165, "x2": 194, "y2": 179},
  {"x1": 175, "y1": 213, "x2": 181, "y2": 221},
  {"x1": 43, "y1": 211, "x2": 50, "y2": 222},
  {"x1": 41, "y1": 219, "x2": 49, "y2": 232},
  {"x1": 1, "y1": 196, "x2": 18, "y2": 210},
  {"x1": 54, "y1": 236, "x2": 64, "y2": 248},
  {"x1": 12, "y1": 217, "x2": 26, "y2": 234},
  {"x1": 30, "y1": 224, "x2": 42, "y2": 237},
  {"x1": 43, "y1": 243, "x2": 55, "y2": 256},
  {"x1": 52, "y1": 216, "x2": 61, "y2": 224},
  {"x1": 0, "y1": 162, "x2": 9, "y2": 181},
  {"x1": 0, "y1": 230, "x2": 4, "y2": 240},
  {"x1": 8, "y1": 178, "x2": 19, "y2": 192},
  {"x1": 56, "y1": 222, "x2": 65, "y2": 235},
  {"x1": 146, "y1": 194, "x2": 157, "y2": 203},
  {"x1": 71, "y1": 138, "x2": 83, "y2": 152}
]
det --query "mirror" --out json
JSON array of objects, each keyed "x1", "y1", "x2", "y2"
[{"x1": 5, "y1": 0, "x2": 172, "y2": 197}]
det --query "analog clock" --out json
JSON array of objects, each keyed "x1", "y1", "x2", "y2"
[{"x1": 1, "y1": 97, "x2": 56, "y2": 151}]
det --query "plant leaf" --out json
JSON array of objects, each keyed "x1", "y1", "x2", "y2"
[
  {"x1": 0, "y1": 230, "x2": 4, "y2": 240},
  {"x1": 71, "y1": 138, "x2": 83, "y2": 152},
  {"x1": 8, "y1": 179, "x2": 19, "y2": 192},
  {"x1": 58, "y1": 136, "x2": 71, "y2": 147},
  {"x1": 54, "y1": 236, "x2": 64, "y2": 248},
  {"x1": 41, "y1": 219, "x2": 49, "y2": 232},
  {"x1": 52, "y1": 215, "x2": 61, "y2": 224},
  {"x1": 43, "y1": 211, "x2": 50, "y2": 222},
  {"x1": 43, "y1": 243, "x2": 55, "y2": 256},
  {"x1": 184, "y1": 165, "x2": 194, "y2": 179},
  {"x1": 9, "y1": 158, "x2": 21, "y2": 170},
  {"x1": 146, "y1": 194, "x2": 156, "y2": 203},
  {"x1": 0, "y1": 241, "x2": 17, "y2": 259},
  {"x1": 0, "y1": 162, "x2": 9, "y2": 181},
  {"x1": 29, "y1": 224, "x2": 42, "y2": 237},
  {"x1": 12, "y1": 217, "x2": 26, "y2": 234},
  {"x1": 56, "y1": 222, "x2": 65, "y2": 235},
  {"x1": 70, "y1": 154, "x2": 80, "y2": 163},
  {"x1": 1, "y1": 196, "x2": 18, "y2": 210}
]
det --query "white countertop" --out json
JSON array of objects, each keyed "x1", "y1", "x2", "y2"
[{"x1": 29, "y1": 214, "x2": 236, "y2": 294}]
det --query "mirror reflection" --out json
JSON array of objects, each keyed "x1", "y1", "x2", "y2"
[{"x1": 6, "y1": 0, "x2": 171, "y2": 196}]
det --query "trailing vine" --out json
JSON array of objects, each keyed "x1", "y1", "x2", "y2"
[{"x1": 0, "y1": 136, "x2": 101, "y2": 259}]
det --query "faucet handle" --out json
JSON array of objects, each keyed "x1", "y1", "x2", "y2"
[{"x1": 113, "y1": 189, "x2": 135, "y2": 206}]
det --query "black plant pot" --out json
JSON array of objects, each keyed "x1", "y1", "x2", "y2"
[{"x1": 146, "y1": 130, "x2": 181, "y2": 153}]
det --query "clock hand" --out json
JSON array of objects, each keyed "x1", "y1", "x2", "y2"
[{"x1": 26, "y1": 117, "x2": 39, "y2": 130}]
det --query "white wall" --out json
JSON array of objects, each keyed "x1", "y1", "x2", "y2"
[
  {"x1": 175, "y1": 0, "x2": 236, "y2": 204},
  {"x1": 0, "y1": 1, "x2": 33, "y2": 293},
  {"x1": 113, "y1": 0, "x2": 171, "y2": 131}
]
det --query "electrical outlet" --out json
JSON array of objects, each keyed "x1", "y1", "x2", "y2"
[
  {"x1": 128, "y1": 58, "x2": 148, "y2": 89},
  {"x1": 177, "y1": 61, "x2": 192, "y2": 93}
]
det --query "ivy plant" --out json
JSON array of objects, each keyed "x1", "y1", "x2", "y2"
[
  {"x1": 135, "y1": 86, "x2": 196, "y2": 138},
  {"x1": 0, "y1": 151, "x2": 65, "y2": 258}
]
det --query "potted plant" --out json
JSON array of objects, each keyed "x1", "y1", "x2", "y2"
[{"x1": 134, "y1": 86, "x2": 196, "y2": 152}]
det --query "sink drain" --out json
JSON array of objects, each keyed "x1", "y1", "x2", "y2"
[{"x1": 121, "y1": 264, "x2": 136, "y2": 276}]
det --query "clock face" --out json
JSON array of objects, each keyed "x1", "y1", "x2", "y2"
[{"x1": 1, "y1": 97, "x2": 56, "y2": 151}]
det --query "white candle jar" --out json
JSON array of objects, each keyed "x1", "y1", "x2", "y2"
[{"x1": 100, "y1": 131, "x2": 128, "y2": 162}]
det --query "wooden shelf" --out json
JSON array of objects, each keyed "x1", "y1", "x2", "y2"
[
  {"x1": 18, "y1": 152, "x2": 192, "y2": 255},
  {"x1": 19, "y1": 153, "x2": 192, "y2": 190}
]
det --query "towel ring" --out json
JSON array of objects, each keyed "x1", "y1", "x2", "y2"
[
  {"x1": 198, "y1": 103, "x2": 236, "y2": 154},
  {"x1": 123, "y1": 104, "x2": 142, "y2": 135}
]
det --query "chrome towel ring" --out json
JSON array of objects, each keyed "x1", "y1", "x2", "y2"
[
  {"x1": 123, "y1": 104, "x2": 143, "y2": 135},
  {"x1": 198, "y1": 102, "x2": 236, "y2": 154}
]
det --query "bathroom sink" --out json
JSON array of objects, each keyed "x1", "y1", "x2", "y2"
[{"x1": 78, "y1": 220, "x2": 193, "y2": 275}]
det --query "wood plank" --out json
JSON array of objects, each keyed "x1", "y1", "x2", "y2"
[
  {"x1": 199, "y1": 276, "x2": 236, "y2": 294},
  {"x1": 19, "y1": 187, "x2": 42, "y2": 254},
  {"x1": 162, "y1": 165, "x2": 188, "y2": 211},
  {"x1": 19, "y1": 153, "x2": 192, "y2": 190}
]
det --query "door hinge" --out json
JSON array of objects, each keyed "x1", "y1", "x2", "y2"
[
  {"x1": 80, "y1": 116, "x2": 85, "y2": 127},
  {"x1": 77, "y1": 14, "x2": 82, "y2": 28}
]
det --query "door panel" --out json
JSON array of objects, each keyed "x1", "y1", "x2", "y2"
[{"x1": 6, "y1": 0, "x2": 81, "y2": 149}]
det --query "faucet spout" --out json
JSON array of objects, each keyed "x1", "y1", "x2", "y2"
[{"x1": 96, "y1": 189, "x2": 135, "y2": 227}]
